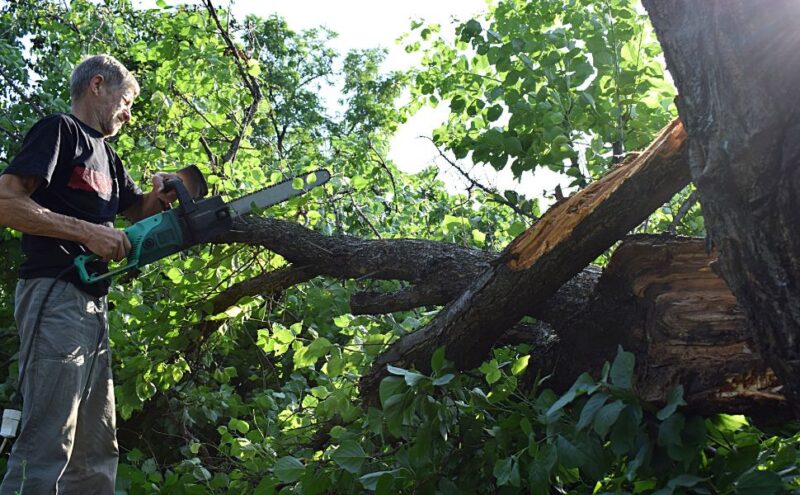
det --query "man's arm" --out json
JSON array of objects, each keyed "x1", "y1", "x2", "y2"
[
  {"x1": 0, "y1": 174, "x2": 131, "y2": 261},
  {"x1": 122, "y1": 173, "x2": 178, "y2": 223}
]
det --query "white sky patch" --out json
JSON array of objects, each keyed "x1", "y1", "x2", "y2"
[{"x1": 133, "y1": 0, "x2": 571, "y2": 205}]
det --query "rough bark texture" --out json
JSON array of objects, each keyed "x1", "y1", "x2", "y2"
[
  {"x1": 359, "y1": 119, "x2": 690, "y2": 400},
  {"x1": 644, "y1": 1, "x2": 800, "y2": 407},
  {"x1": 215, "y1": 215, "x2": 787, "y2": 416}
]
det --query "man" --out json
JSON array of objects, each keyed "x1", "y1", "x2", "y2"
[{"x1": 0, "y1": 54, "x2": 176, "y2": 493}]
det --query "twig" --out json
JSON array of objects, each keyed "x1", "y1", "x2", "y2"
[
  {"x1": 202, "y1": 0, "x2": 262, "y2": 165},
  {"x1": 0, "y1": 125, "x2": 20, "y2": 141},
  {"x1": 668, "y1": 189, "x2": 699, "y2": 234},
  {"x1": 348, "y1": 191, "x2": 382, "y2": 239},
  {"x1": 174, "y1": 91, "x2": 232, "y2": 141},
  {"x1": 422, "y1": 136, "x2": 538, "y2": 220},
  {"x1": 0, "y1": 65, "x2": 46, "y2": 118},
  {"x1": 366, "y1": 136, "x2": 398, "y2": 211}
]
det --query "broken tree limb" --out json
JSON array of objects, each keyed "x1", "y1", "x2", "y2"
[{"x1": 359, "y1": 119, "x2": 690, "y2": 400}]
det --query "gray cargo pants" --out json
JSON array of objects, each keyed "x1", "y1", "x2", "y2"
[{"x1": 0, "y1": 278, "x2": 118, "y2": 495}]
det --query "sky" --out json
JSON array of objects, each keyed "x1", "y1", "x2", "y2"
[{"x1": 134, "y1": 0, "x2": 569, "y2": 203}]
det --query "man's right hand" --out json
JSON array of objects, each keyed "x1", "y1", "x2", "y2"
[{"x1": 83, "y1": 224, "x2": 131, "y2": 262}]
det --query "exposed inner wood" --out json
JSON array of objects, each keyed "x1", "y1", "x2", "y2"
[
  {"x1": 644, "y1": 0, "x2": 800, "y2": 409},
  {"x1": 507, "y1": 120, "x2": 686, "y2": 271}
]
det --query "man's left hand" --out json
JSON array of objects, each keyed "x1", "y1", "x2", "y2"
[{"x1": 151, "y1": 172, "x2": 179, "y2": 209}]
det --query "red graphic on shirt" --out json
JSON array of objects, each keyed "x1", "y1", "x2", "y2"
[{"x1": 67, "y1": 166, "x2": 112, "y2": 200}]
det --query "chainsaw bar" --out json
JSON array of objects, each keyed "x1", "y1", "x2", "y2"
[{"x1": 227, "y1": 169, "x2": 331, "y2": 217}]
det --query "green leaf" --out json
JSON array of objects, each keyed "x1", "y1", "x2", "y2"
[
  {"x1": 546, "y1": 373, "x2": 597, "y2": 419},
  {"x1": 272, "y1": 325, "x2": 295, "y2": 344},
  {"x1": 431, "y1": 347, "x2": 447, "y2": 373},
  {"x1": 378, "y1": 376, "x2": 406, "y2": 407},
  {"x1": 610, "y1": 346, "x2": 635, "y2": 390},
  {"x1": 486, "y1": 105, "x2": 503, "y2": 121},
  {"x1": 360, "y1": 470, "x2": 399, "y2": 490},
  {"x1": 511, "y1": 355, "x2": 529, "y2": 376},
  {"x1": 432, "y1": 373, "x2": 454, "y2": 386},
  {"x1": 332, "y1": 440, "x2": 367, "y2": 474},
  {"x1": 577, "y1": 392, "x2": 608, "y2": 430},
  {"x1": 736, "y1": 470, "x2": 784, "y2": 495},
  {"x1": 658, "y1": 413, "x2": 685, "y2": 448},
  {"x1": 503, "y1": 135, "x2": 523, "y2": 155},
  {"x1": 166, "y1": 267, "x2": 183, "y2": 283},
  {"x1": 657, "y1": 384, "x2": 687, "y2": 420},
  {"x1": 294, "y1": 337, "x2": 332, "y2": 368},
  {"x1": 246, "y1": 60, "x2": 261, "y2": 76},
  {"x1": 493, "y1": 457, "x2": 520, "y2": 487},
  {"x1": 273, "y1": 456, "x2": 304, "y2": 483},
  {"x1": 479, "y1": 359, "x2": 502, "y2": 385},
  {"x1": 555, "y1": 435, "x2": 588, "y2": 469},
  {"x1": 609, "y1": 405, "x2": 641, "y2": 456},
  {"x1": 593, "y1": 400, "x2": 626, "y2": 438},
  {"x1": 333, "y1": 315, "x2": 351, "y2": 328}
]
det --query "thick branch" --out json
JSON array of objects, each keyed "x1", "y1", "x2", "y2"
[
  {"x1": 210, "y1": 265, "x2": 315, "y2": 314},
  {"x1": 211, "y1": 216, "x2": 786, "y2": 416}
]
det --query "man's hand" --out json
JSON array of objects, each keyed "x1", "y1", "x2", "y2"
[
  {"x1": 123, "y1": 171, "x2": 180, "y2": 222},
  {"x1": 151, "y1": 172, "x2": 179, "y2": 209},
  {"x1": 83, "y1": 223, "x2": 131, "y2": 262}
]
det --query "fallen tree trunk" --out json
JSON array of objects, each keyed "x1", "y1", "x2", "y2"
[
  {"x1": 645, "y1": 0, "x2": 800, "y2": 408},
  {"x1": 359, "y1": 119, "x2": 690, "y2": 400}
]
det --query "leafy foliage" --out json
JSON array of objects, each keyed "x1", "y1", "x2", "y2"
[
  {"x1": 0, "y1": 0, "x2": 794, "y2": 493},
  {"x1": 405, "y1": 0, "x2": 676, "y2": 187}
]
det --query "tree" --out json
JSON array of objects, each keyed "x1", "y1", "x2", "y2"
[
  {"x1": 644, "y1": 0, "x2": 800, "y2": 409},
  {"x1": 1, "y1": 0, "x2": 798, "y2": 493}
]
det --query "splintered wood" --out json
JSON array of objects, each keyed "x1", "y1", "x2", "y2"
[
  {"x1": 507, "y1": 119, "x2": 688, "y2": 271},
  {"x1": 605, "y1": 237, "x2": 785, "y2": 417},
  {"x1": 362, "y1": 118, "x2": 692, "y2": 400}
]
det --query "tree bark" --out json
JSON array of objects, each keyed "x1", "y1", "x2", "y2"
[
  {"x1": 216, "y1": 217, "x2": 787, "y2": 417},
  {"x1": 644, "y1": 0, "x2": 800, "y2": 407}
]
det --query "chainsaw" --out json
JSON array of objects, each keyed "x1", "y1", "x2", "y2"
[{"x1": 75, "y1": 166, "x2": 331, "y2": 284}]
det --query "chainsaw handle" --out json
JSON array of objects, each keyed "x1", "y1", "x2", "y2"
[
  {"x1": 163, "y1": 178, "x2": 196, "y2": 213},
  {"x1": 75, "y1": 251, "x2": 141, "y2": 284}
]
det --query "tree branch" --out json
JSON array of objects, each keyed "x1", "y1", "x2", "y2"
[
  {"x1": 424, "y1": 136, "x2": 538, "y2": 221},
  {"x1": 203, "y1": 0, "x2": 262, "y2": 165}
]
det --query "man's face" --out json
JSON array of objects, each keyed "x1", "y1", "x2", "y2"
[{"x1": 96, "y1": 83, "x2": 134, "y2": 137}]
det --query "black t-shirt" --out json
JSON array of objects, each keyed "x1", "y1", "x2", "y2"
[{"x1": 3, "y1": 113, "x2": 142, "y2": 297}]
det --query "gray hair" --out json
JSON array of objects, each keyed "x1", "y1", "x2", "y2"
[{"x1": 70, "y1": 54, "x2": 140, "y2": 101}]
